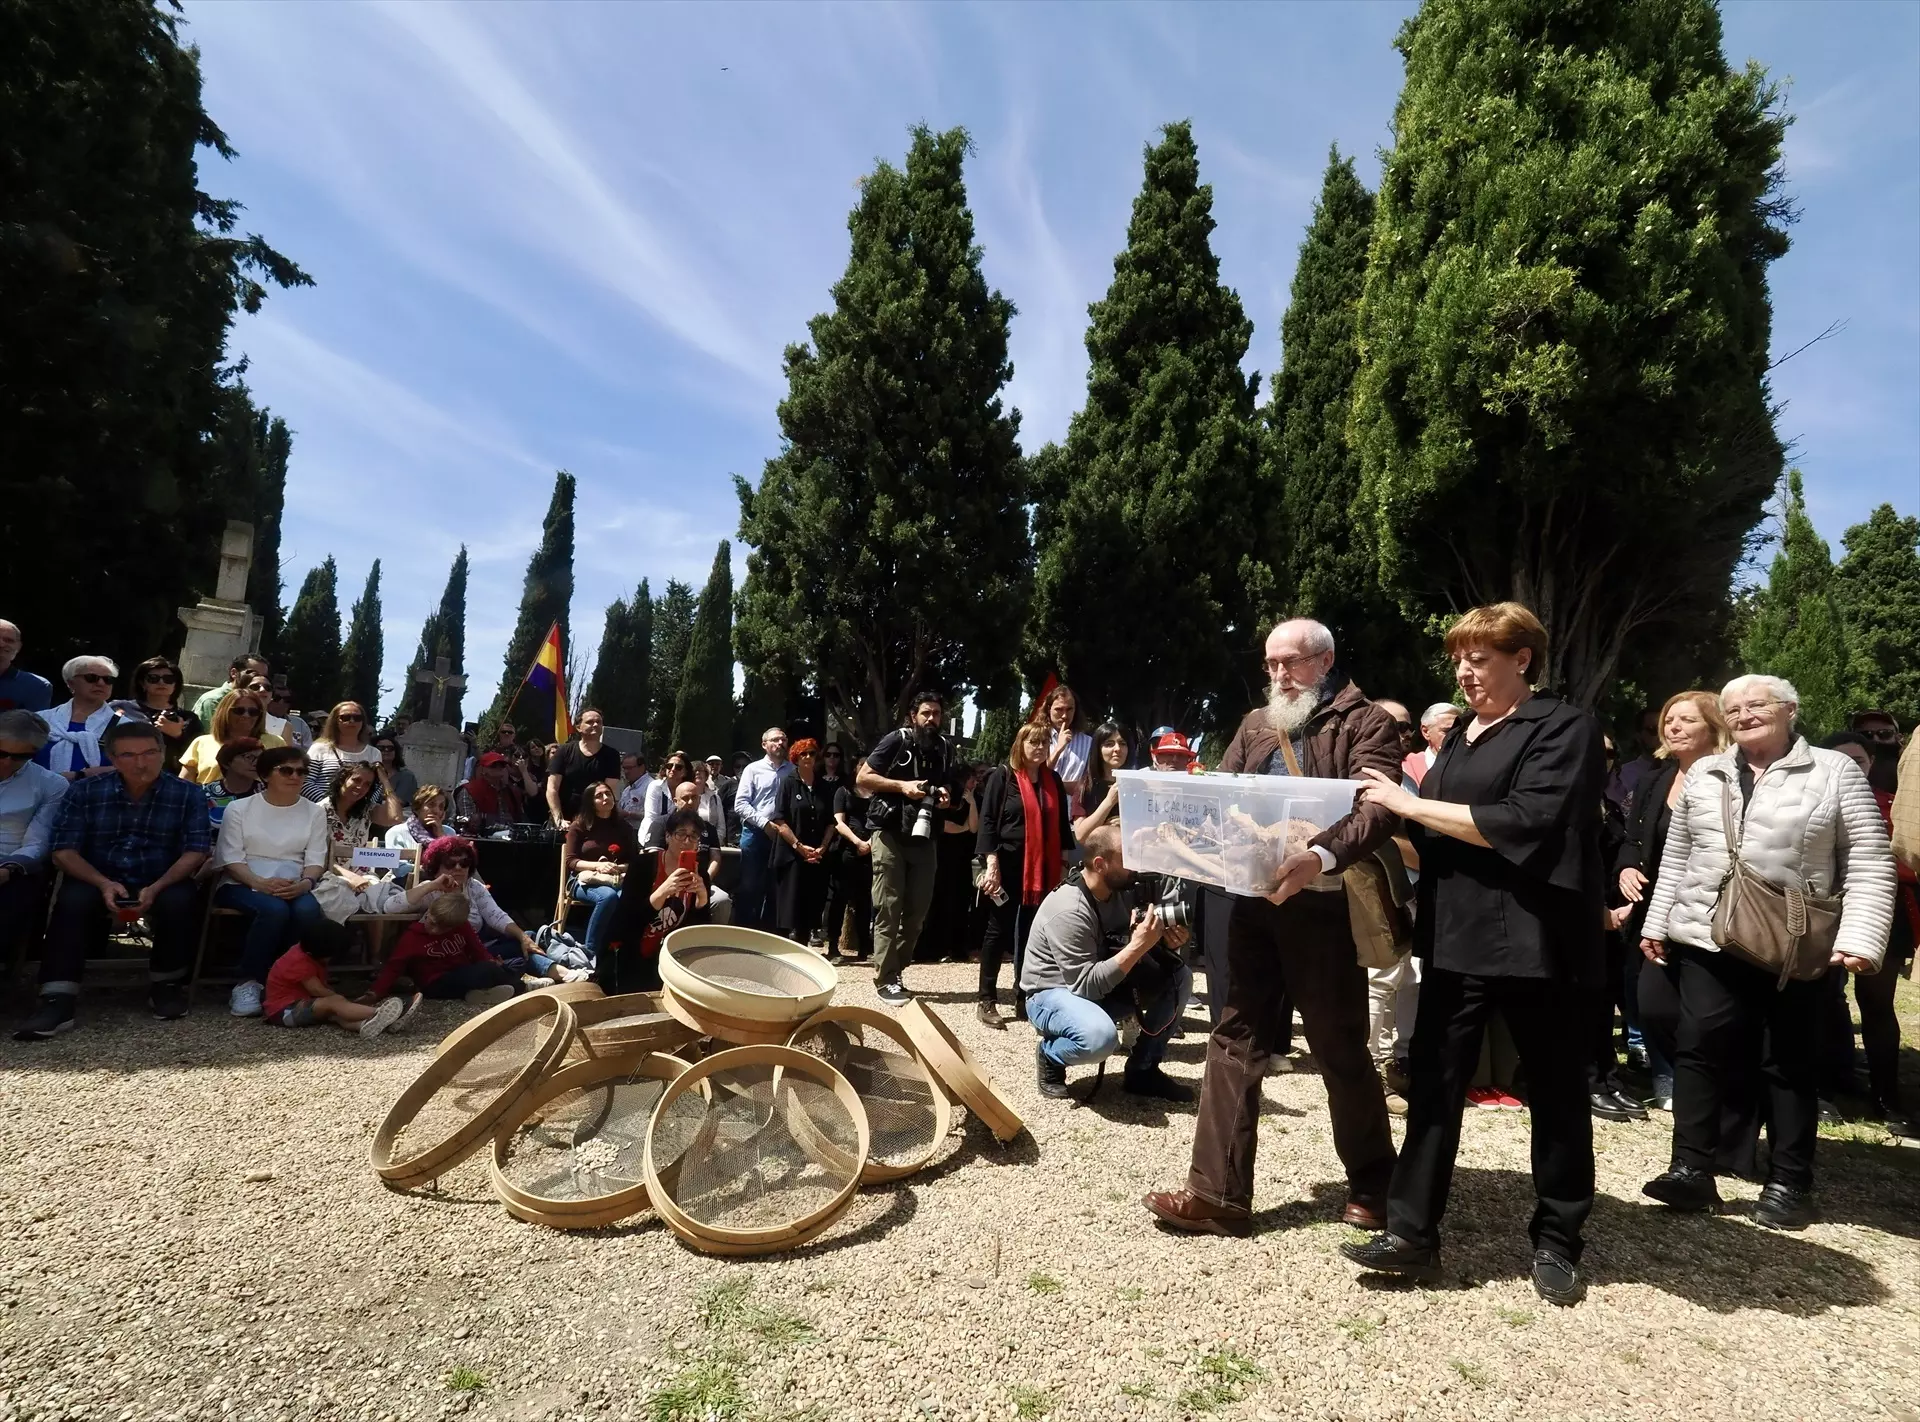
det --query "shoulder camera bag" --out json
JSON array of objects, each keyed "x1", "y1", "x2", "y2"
[{"x1": 1709, "y1": 779, "x2": 1841, "y2": 990}]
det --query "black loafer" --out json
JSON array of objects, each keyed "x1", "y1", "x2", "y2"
[
  {"x1": 1641, "y1": 1166, "x2": 1721, "y2": 1213},
  {"x1": 1122, "y1": 1068, "x2": 1195, "y2": 1103},
  {"x1": 1531, "y1": 1249, "x2": 1585, "y2": 1306},
  {"x1": 1339, "y1": 1231, "x2": 1443, "y2": 1284},
  {"x1": 1607, "y1": 1090, "x2": 1650, "y2": 1121},
  {"x1": 1753, "y1": 1182, "x2": 1815, "y2": 1231},
  {"x1": 1589, "y1": 1091, "x2": 1635, "y2": 1122}
]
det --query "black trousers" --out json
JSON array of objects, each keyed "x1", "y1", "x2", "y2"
[
  {"x1": 423, "y1": 960, "x2": 520, "y2": 998},
  {"x1": 822, "y1": 852, "x2": 873, "y2": 959},
  {"x1": 1858, "y1": 908, "x2": 1914, "y2": 1107},
  {"x1": 977, "y1": 851, "x2": 1040, "y2": 1003},
  {"x1": 0, "y1": 871, "x2": 47, "y2": 960},
  {"x1": 40, "y1": 875, "x2": 198, "y2": 991},
  {"x1": 1386, "y1": 967, "x2": 1595, "y2": 1263},
  {"x1": 1188, "y1": 891, "x2": 1394, "y2": 1206},
  {"x1": 1638, "y1": 948, "x2": 1761, "y2": 1175},
  {"x1": 1588, "y1": 931, "x2": 1627, "y2": 1092},
  {"x1": 1670, "y1": 943, "x2": 1820, "y2": 1190}
]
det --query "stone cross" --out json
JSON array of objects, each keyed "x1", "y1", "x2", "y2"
[{"x1": 412, "y1": 657, "x2": 467, "y2": 725}]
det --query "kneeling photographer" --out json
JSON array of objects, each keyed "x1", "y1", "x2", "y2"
[{"x1": 1020, "y1": 822, "x2": 1194, "y2": 1103}]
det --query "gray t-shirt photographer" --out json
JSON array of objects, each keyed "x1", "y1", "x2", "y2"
[{"x1": 1019, "y1": 877, "x2": 1135, "y2": 1000}]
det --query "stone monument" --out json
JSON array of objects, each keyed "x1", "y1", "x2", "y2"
[
  {"x1": 177, "y1": 521, "x2": 264, "y2": 709},
  {"x1": 400, "y1": 657, "x2": 469, "y2": 798}
]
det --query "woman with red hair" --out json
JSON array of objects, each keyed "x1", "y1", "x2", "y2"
[{"x1": 770, "y1": 739, "x2": 835, "y2": 944}]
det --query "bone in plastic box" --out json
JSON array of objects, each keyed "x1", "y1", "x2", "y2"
[{"x1": 1115, "y1": 768, "x2": 1359, "y2": 897}]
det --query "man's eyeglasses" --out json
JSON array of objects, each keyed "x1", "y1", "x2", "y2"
[
  {"x1": 74, "y1": 672, "x2": 112, "y2": 684},
  {"x1": 1264, "y1": 652, "x2": 1320, "y2": 675}
]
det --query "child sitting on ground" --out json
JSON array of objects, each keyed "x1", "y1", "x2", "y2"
[
  {"x1": 263, "y1": 920, "x2": 418, "y2": 1038},
  {"x1": 367, "y1": 891, "x2": 526, "y2": 1008}
]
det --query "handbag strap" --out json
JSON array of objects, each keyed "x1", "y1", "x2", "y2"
[{"x1": 1718, "y1": 777, "x2": 1741, "y2": 865}]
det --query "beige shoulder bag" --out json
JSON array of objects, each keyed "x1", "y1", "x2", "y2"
[{"x1": 1709, "y1": 779, "x2": 1841, "y2": 989}]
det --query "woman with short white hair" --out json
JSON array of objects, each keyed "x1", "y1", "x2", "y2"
[
  {"x1": 1638, "y1": 673, "x2": 1895, "y2": 1229},
  {"x1": 34, "y1": 656, "x2": 120, "y2": 779}
]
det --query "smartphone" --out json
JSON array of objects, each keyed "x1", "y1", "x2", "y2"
[{"x1": 678, "y1": 850, "x2": 699, "y2": 875}]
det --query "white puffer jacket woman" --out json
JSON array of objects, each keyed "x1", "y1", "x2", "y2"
[{"x1": 1642, "y1": 739, "x2": 1896, "y2": 969}]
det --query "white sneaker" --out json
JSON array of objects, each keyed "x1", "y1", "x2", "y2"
[
  {"x1": 390, "y1": 992, "x2": 424, "y2": 1031},
  {"x1": 359, "y1": 996, "x2": 405, "y2": 1039},
  {"x1": 464, "y1": 984, "x2": 516, "y2": 1008},
  {"x1": 229, "y1": 981, "x2": 264, "y2": 1018}
]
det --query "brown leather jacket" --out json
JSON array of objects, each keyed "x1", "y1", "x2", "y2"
[{"x1": 1218, "y1": 678, "x2": 1403, "y2": 873}]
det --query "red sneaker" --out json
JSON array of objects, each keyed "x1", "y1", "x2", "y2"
[
  {"x1": 1492, "y1": 1089, "x2": 1526, "y2": 1110},
  {"x1": 1466, "y1": 1087, "x2": 1503, "y2": 1110}
]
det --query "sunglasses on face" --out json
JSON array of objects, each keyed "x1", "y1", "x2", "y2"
[
  {"x1": 337, "y1": 713, "x2": 364, "y2": 723},
  {"x1": 442, "y1": 859, "x2": 473, "y2": 872},
  {"x1": 75, "y1": 672, "x2": 112, "y2": 684},
  {"x1": 231, "y1": 707, "x2": 262, "y2": 717},
  {"x1": 142, "y1": 672, "x2": 178, "y2": 684},
  {"x1": 270, "y1": 764, "x2": 305, "y2": 778}
]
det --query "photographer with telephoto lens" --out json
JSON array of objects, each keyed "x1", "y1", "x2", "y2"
[
  {"x1": 1021, "y1": 822, "x2": 1194, "y2": 1102},
  {"x1": 856, "y1": 690, "x2": 955, "y2": 1005}
]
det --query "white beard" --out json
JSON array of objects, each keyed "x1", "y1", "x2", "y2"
[{"x1": 1265, "y1": 679, "x2": 1322, "y2": 735}]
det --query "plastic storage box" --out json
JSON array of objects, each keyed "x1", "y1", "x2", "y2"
[{"x1": 1115, "y1": 769, "x2": 1359, "y2": 897}]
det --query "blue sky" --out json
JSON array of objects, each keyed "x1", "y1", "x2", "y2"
[{"x1": 181, "y1": 1, "x2": 1920, "y2": 718}]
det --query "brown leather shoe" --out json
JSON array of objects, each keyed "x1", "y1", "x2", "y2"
[
  {"x1": 1142, "y1": 1188, "x2": 1252, "y2": 1238},
  {"x1": 1341, "y1": 1196, "x2": 1388, "y2": 1230}
]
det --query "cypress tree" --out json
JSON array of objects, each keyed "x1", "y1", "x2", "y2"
[
  {"x1": 485, "y1": 471, "x2": 576, "y2": 738},
  {"x1": 1352, "y1": 0, "x2": 1790, "y2": 706},
  {"x1": 673, "y1": 542, "x2": 736, "y2": 753},
  {"x1": 340, "y1": 560, "x2": 383, "y2": 720},
  {"x1": 1025, "y1": 120, "x2": 1266, "y2": 733},
  {"x1": 246, "y1": 409, "x2": 292, "y2": 660},
  {"x1": 406, "y1": 547, "x2": 469, "y2": 724},
  {"x1": 735, "y1": 670, "x2": 788, "y2": 757},
  {"x1": 648, "y1": 580, "x2": 698, "y2": 753},
  {"x1": 1739, "y1": 472, "x2": 1852, "y2": 739},
  {"x1": 735, "y1": 125, "x2": 1029, "y2": 747},
  {"x1": 583, "y1": 579, "x2": 653, "y2": 730},
  {"x1": 279, "y1": 558, "x2": 342, "y2": 712},
  {"x1": 1834, "y1": 505, "x2": 1920, "y2": 727},
  {"x1": 1267, "y1": 148, "x2": 1434, "y2": 699}
]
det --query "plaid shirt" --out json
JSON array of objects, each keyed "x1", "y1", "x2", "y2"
[{"x1": 51, "y1": 772, "x2": 212, "y2": 887}]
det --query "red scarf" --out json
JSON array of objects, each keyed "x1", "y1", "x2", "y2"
[{"x1": 1016, "y1": 767, "x2": 1062, "y2": 906}]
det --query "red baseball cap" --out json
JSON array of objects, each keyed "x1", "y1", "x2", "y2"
[
  {"x1": 1150, "y1": 732, "x2": 1195, "y2": 762},
  {"x1": 478, "y1": 751, "x2": 508, "y2": 767}
]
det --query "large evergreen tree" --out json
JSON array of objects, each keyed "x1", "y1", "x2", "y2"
[
  {"x1": 736, "y1": 125, "x2": 1030, "y2": 746},
  {"x1": 1834, "y1": 503, "x2": 1920, "y2": 728},
  {"x1": 673, "y1": 543, "x2": 736, "y2": 754},
  {"x1": 1739, "y1": 472, "x2": 1851, "y2": 739},
  {"x1": 1025, "y1": 121, "x2": 1266, "y2": 732},
  {"x1": 279, "y1": 558, "x2": 342, "y2": 712},
  {"x1": 648, "y1": 579, "x2": 697, "y2": 753},
  {"x1": 734, "y1": 671, "x2": 789, "y2": 758},
  {"x1": 244, "y1": 405, "x2": 291, "y2": 659},
  {"x1": 340, "y1": 560, "x2": 383, "y2": 720},
  {"x1": 405, "y1": 547, "x2": 469, "y2": 724},
  {"x1": 0, "y1": 0, "x2": 309, "y2": 674},
  {"x1": 1352, "y1": 0, "x2": 1790, "y2": 706},
  {"x1": 485, "y1": 471, "x2": 575, "y2": 738},
  {"x1": 1267, "y1": 149, "x2": 1434, "y2": 700},
  {"x1": 582, "y1": 579, "x2": 652, "y2": 731}
]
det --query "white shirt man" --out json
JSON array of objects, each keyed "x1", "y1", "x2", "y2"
[{"x1": 618, "y1": 752, "x2": 654, "y2": 834}]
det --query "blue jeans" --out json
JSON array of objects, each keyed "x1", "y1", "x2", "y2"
[
  {"x1": 1027, "y1": 963, "x2": 1193, "y2": 1074},
  {"x1": 569, "y1": 880, "x2": 620, "y2": 960},
  {"x1": 735, "y1": 827, "x2": 773, "y2": 930},
  {"x1": 215, "y1": 881, "x2": 330, "y2": 983}
]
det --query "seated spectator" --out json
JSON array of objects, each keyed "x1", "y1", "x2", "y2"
[
  {"x1": 212, "y1": 744, "x2": 330, "y2": 1018},
  {"x1": 264, "y1": 680, "x2": 310, "y2": 750},
  {"x1": 559, "y1": 781, "x2": 632, "y2": 964},
  {"x1": 35, "y1": 655, "x2": 121, "y2": 780},
  {"x1": 302, "y1": 701, "x2": 382, "y2": 802},
  {"x1": 641, "y1": 749, "x2": 693, "y2": 844},
  {"x1": 0, "y1": 709, "x2": 69, "y2": 950},
  {"x1": 325, "y1": 762, "x2": 398, "y2": 854},
  {"x1": 454, "y1": 753, "x2": 526, "y2": 832},
  {"x1": 0, "y1": 620, "x2": 53, "y2": 712},
  {"x1": 372, "y1": 733, "x2": 418, "y2": 817},
  {"x1": 178, "y1": 690, "x2": 283, "y2": 784},
  {"x1": 108, "y1": 656, "x2": 201, "y2": 774},
  {"x1": 263, "y1": 918, "x2": 414, "y2": 1036},
  {"x1": 202, "y1": 736, "x2": 265, "y2": 831},
  {"x1": 1019, "y1": 822, "x2": 1193, "y2": 1102},
  {"x1": 387, "y1": 784, "x2": 451, "y2": 851},
  {"x1": 413, "y1": 834, "x2": 582, "y2": 984},
  {"x1": 191, "y1": 653, "x2": 270, "y2": 725},
  {"x1": 691, "y1": 759, "x2": 727, "y2": 839},
  {"x1": 643, "y1": 780, "x2": 732, "y2": 923},
  {"x1": 14, "y1": 719, "x2": 210, "y2": 1038},
  {"x1": 369, "y1": 891, "x2": 521, "y2": 1007},
  {"x1": 599, "y1": 808, "x2": 713, "y2": 994}
]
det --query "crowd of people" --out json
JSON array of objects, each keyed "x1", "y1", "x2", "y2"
[{"x1": 1, "y1": 605, "x2": 1915, "y2": 1306}]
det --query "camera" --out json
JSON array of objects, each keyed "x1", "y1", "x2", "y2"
[
  {"x1": 910, "y1": 802, "x2": 937, "y2": 840},
  {"x1": 1149, "y1": 885, "x2": 1190, "y2": 932}
]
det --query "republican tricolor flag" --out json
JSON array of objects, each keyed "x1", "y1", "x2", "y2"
[{"x1": 521, "y1": 621, "x2": 572, "y2": 745}]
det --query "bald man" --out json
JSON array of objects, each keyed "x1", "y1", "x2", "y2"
[{"x1": 1146, "y1": 618, "x2": 1404, "y2": 1238}]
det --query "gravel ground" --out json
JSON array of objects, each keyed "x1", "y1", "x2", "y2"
[{"x1": 2, "y1": 963, "x2": 1916, "y2": 1422}]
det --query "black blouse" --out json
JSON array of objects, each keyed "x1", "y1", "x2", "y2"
[
  {"x1": 974, "y1": 764, "x2": 1074, "y2": 859},
  {"x1": 1411, "y1": 693, "x2": 1606, "y2": 984},
  {"x1": 1613, "y1": 757, "x2": 1682, "y2": 937},
  {"x1": 769, "y1": 773, "x2": 833, "y2": 868}
]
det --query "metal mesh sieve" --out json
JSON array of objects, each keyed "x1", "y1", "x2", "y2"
[
  {"x1": 494, "y1": 1065, "x2": 673, "y2": 1206},
  {"x1": 789, "y1": 1015, "x2": 943, "y2": 1178},
  {"x1": 390, "y1": 1015, "x2": 543, "y2": 1164},
  {"x1": 673, "y1": 944, "x2": 823, "y2": 998}
]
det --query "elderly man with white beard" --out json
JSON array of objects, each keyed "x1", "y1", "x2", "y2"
[{"x1": 1144, "y1": 618, "x2": 1405, "y2": 1237}]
